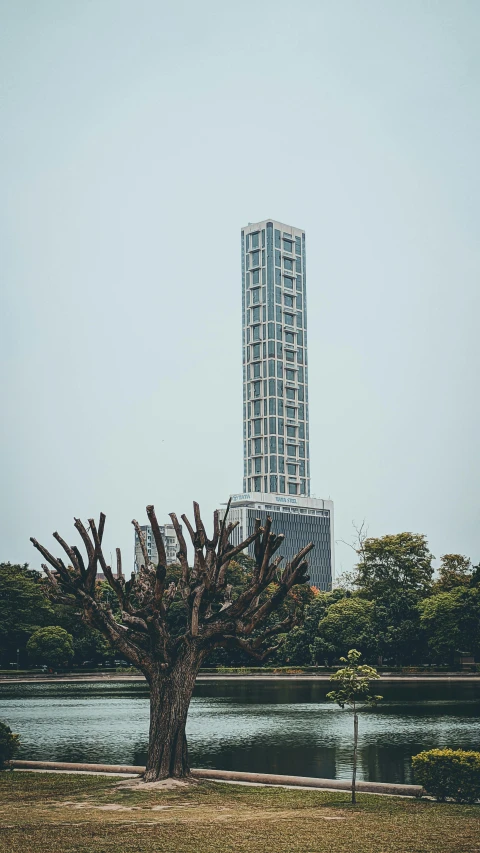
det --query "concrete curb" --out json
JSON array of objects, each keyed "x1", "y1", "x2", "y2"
[{"x1": 9, "y1": 760, "x2": 423, "y2": 797}]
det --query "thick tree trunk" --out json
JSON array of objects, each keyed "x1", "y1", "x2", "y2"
[{"x1": 144, "y1": 646, "x2": 201, "y2": 781}]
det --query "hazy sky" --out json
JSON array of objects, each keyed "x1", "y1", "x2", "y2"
[{"x1": 1, "y1": 0, "x2": 479, "y2": 578}]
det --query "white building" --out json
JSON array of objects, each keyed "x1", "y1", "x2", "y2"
[
  {"x1": 134, "y1": 523, "x2": 180, "y2": 571},
  {"x1": 242, "y1": 219, "x2": 310, "y2": 497},
  {"x1": 219, "y1": 492, "x2": 334, "y2": 591}
]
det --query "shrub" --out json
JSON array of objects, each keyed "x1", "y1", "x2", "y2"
[
  {"x1": 0, "y1": 722, "x2": 19, "y2": 769},
  {"x1": 412, "y1": 749, "x2": 480, "y2": 803}
]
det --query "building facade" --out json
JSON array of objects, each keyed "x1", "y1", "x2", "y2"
[
  {"x1": 134, "y1": 523, "x2": 180, "y2": 571},
  {"x1": 219, "y1": 492, "x2": 334, "y2": 590},
  {"x1": 242, "y1": 219, "x2": 310, "y2": 497}
]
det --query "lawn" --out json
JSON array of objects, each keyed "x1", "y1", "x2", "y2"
[{"x1": 0, "y1": 772, "x2": 478, "y2": 853}]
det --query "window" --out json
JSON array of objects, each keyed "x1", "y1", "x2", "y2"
[
  {"x1": 275, "y1": 286, "x2": 282, "y2": 303},
  {"x1": 268, "y1": 359, "x2": 275, "y2": 377},
  {"x1": 283, "y1": 239, "x2": 293, "y2": 253},
  {"x1": 270, "y1": 456, "x2": 277, "y2": 473},
  {"x1": 276, "y1": 342, "x2": 283, "y2": 359},
  {"x1": 286, "y1": 406, "x2": 296, "y2": 419},
  {"x1": 288, "y1": 483, "x2": 298, "y2": 495},
  {"x1": 287, "y1": 444, "x2": 296, "y2": 457},
  {"x1": 254, "y1": 457, "x2": 262, "y2": 474},
  {"x1": 276, "y1": 305, "x2": 282, "y2": 322},
  {"x1": 252, "y1": 343, "x2": 261, "y2": 360},
  {"x1": 252, "y1": 306, "x2": 261, "y2": 322},
  {"x1": 252, "y1": 325, "x2": 261, "y2": 341},
  {"x1": 251, "y1": 251, "x2": 260, "y2": 267},
  {"x1": 286, "y1": 425, "x2": 296, "y2": 437},
  {"x1": 253, "y1": 419, "x2": 262, "y2": 436},
  {"x1": 299, "y1": 441, "x2": 305, "y2": 458},
  {"x1": 277, "y1": 380, "x2": 283, "y2": 397},
  {"x1": 276, "y1": 324, "x2": 282, "y2": 339},
  {"x1": 278, "y1": 437, "x2": 284, "y2": 453},
  {"x1": 269, "y1": 416, "x2": 276, "y2": 434},
  {"x1": 253, "y1": 400, "x2": 261, "y2": 417},
  {"x1": 253, "y1": 381, "x2": 261, "y2": 397},
  {"x1": 253, "y1": 362, "x2": 261, "y2": 378},
  {"x1": 285, "y1": 314, "x2": 294, "y2": 327},
  {"x1": 252, "y1": 288, "x2": 260, "y2": 304},
  {"x1": 276, "y1": 361, "x2": 283, "y2": 377},
  {"x1": 275, "y1": 268, "x2": 281, "y2": 285},
  {"x1": 284, "y1": 276, "x2": 294, "y2": 289},
  {"x1": 298, "y1": 422, "x2": 305, "y2": 439},
  {"x1": 254, "y1": 476, "x2": 261, "y2": 490},
  {"x1": 285, "y1": 350, "x2": 295, "y2": 362},
  {"x1": 278, "y1": 399, "x2": 284, "y2": 416},
  {"x1": 298, "y1": 403, "x2": 304, "y2": 419},
  {"x1": 295, "y1": 236, "x2": 301, "y2": 256},
  {"x1": 269, "y1": 378, "x2": 275, "y2": 396},
  {"x1": 270, "y1": 475, "x2": 278, "y2": 492},
  {"x1": 285, "y1": 368, "x2": 295, "y2": 381},
  {"x1": 296, "y1": 293, "x2": 303, "y2": 308},
  {"x1": 299, "y1": 461, "x2": 305, "y2": 476},
  {"x1": 284, "y1": 257, "x2": 293, "y2": 272},
  {"x1": 267, "y1": 339, "x2": 274, "y2": 357},
  {"x1": 286, "y1": 387, "x2": 295, "y2": 400},
  {"x1": 252, "y1": 269, "x2": 260, "y2": 285},
  {"x1": 269, "y1": 436, "x2": 276, "y2": 453},
  {"x1": 278, "y1": 417, "x2": 284, "y2": 433},
  {"x1": 274, "y1": 229, "x2": 281, "y2": 248},
  {"x1": 300, "y1": 480, "x2": 306, "y2": 495},
  {"x1": 251, "y1": 232, "x2": 260, "y2": 249},
  {"x1": 298, "y1": 366, "x2": 304, "y2": 382},
  {"x1": 269, "y1": 398, "x2": 276, "y2": 415},
  {"x1": 275, "y1": 250, "x2": 281, "y2": 267},
  {"x1": 296, "y1": 275, "x2": 302, "y2": 290},
  {"x1": 287, "y1": 463, "x2": 296, "y2": 476},
  {"x1": 284, "y1": 294, "x2": 294, "y2": 308},
  {"x1": 278, "y1": 456, "x2": 285, "y2": 473},
  {"x1": 279, "y1": 476, "x2": 286, "y2": 493},
  {"x1": 296, "y1": 258, "x2": 302, "y2": 273},
  {"x1": 268, "y1": 322, "x2": 275, "y2": 338},
  {"x1": 285, "y1": 331, "x2": 295, "y2": 345}
]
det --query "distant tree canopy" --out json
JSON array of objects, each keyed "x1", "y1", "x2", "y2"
[
  {"x1": 26, "y1": 626, "x2": 74, "y2": 669},
  {"x1": 0, "y1": 563, "x2": 53, "y2": 665}
]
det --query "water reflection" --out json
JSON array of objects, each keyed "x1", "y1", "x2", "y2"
[{"x1": 0, "y1": 679, "x2": 478, "y2": 783}]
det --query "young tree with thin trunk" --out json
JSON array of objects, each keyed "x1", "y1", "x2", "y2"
[
  {"x1": 31, "y1": 500, "x2": 313, "y2": 781},
  {"x1": 327, "y1": 649, "x2": 382, "y2": 804}
]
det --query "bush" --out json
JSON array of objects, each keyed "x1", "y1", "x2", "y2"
[
  {"x1": 0, "y1": 722, "x2": 19, "y2": 769},
  {"x1": 412, "y1": 749, "x2": 480, "y2": 803}
]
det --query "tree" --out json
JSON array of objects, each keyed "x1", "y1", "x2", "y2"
[
  {"x1": 31, "y1": 501, "x2": 313, "y2": 780},
  {"x1": 418, "y1": 589, "x2": 480, "y2": 666},
  {"x1": 354, "y1": 533, "x2": 434, "y2": 600},
  {"x1": 434, "y1": 554, "x2": 472, "y2": 592},
  {"x1": 315, "y1": 598, "x2": 375, "y2": 663},
  {"x1": 0, "y1": 563, "x2": 53, "y2": 666},
  {"x1": 327, "y1": 649, "x2": 382, "y2": 804},
  {"x1": 26, "y1": 626, "x2": 74, "y2": 669}
]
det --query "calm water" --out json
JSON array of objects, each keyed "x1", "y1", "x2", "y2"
[{"x1": 0, "y1": 679, "x2": 479, "y2": 784}]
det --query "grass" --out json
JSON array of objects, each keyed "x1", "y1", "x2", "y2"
[{"x1": 0, "y1": 771, "x2": 479, "y2": 853}]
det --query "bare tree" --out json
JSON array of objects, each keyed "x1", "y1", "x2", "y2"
[{"x1": 31, "y1": 500, "x2": 313, "y2": 781}]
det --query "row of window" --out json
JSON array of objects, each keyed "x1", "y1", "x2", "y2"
[
  {"x1": 247, "y1": 434, "x2": 309, "y2": 458},
  {"x1": 246, "y1": 377, "x2": 308, "y2": 402},
  {"x1": 275, "y1": 252, "x2": 302, "y2": 274},
  {"x1": 248, "y1": 456, "x2": 306, "y2": 476},
  {"x1": 248, "y1": 418, "x2": 307, "y2": 446},
  {"x1": 248, "y1": 401, "x2": 306, "y2": 421},
  {"x1": 246, "y1": 351, "x2": 305, "y2": 379},
  {"x1": 274, "y1": 230, "x2": 302, "y2": 257},
  {"x1": 248, "y1": 475, "x2": 307, "y2": 496},
  {"x1": 247, "y1": 382, "x2": 305, "y2": 403},
  {"x1": 246, "y1": 269, "x2": 303, "y2": 291},
  {"x1": 245, "y1": 230, "x2": 265, "y2": 251},
  {"x1": 248, "y1": 327, "x2": 303, "y2": 348}
]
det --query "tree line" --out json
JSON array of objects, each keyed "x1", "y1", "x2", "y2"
[{"x1": 1, "y1": 530, "x2": 479, "y2": 670}]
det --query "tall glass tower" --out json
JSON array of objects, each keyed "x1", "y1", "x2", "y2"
[{"x1": 242, "y1": 219, "x2": 310, "y2": 497}]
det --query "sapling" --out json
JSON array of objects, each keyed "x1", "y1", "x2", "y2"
[{"x1": 327, "y1": 648, "x2": 382, "y2": 804}]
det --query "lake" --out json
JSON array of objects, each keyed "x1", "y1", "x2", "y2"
[{"x1": 0, "y1": 679, "x2": 479, "y2": 784}]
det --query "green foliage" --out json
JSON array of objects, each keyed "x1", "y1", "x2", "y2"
[
  {"x1": 316, "y1": 598, "x2": 375, "y2": 663},
  {"x1": 327, "y1": 648, "x2": 382, "y2": 709},
  {"x1": 0, "y1": 722, "x2": 19, "y2": 769},
  {"x1": 26, "y1": 626, "x2": 74, "y2": 669},
  {"x1": 434, "y1": 554, "x2": 472, "y2": 592},
  {"x1": 0, "y1": 563, "x2": 53, "y2": 665},
  {"x1": 412, "y1": 749, "x2": 480, "y2": 803},
  {"x1": 418, "y1": 588, "x2": 480, "y2": 664},
  {"x1": 355, "y1": 533, "x2": 434, "y2": 600}
]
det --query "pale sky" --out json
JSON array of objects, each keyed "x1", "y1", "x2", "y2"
[{"x1": 1, "y1": 0, "x2": 479, "y2": 577}]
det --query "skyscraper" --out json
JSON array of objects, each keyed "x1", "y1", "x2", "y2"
[
  {"x1": 216, "y1": 219, "x2": 334, "y2": 591},
  {"x1": 242, "y1": 219, "x2": 310, "y2": 496}
]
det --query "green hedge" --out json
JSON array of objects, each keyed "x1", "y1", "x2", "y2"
[
  {"x1": 0, "y1": 722, "x2": 19, "y2": 769},
  {"x1": 412, "y1": 749, "x2": 480, "y2": 803}
]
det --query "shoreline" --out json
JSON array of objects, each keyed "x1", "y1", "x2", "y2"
[{"x1": 1, "y1": 673, "x2": 479, "y2": 684}]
